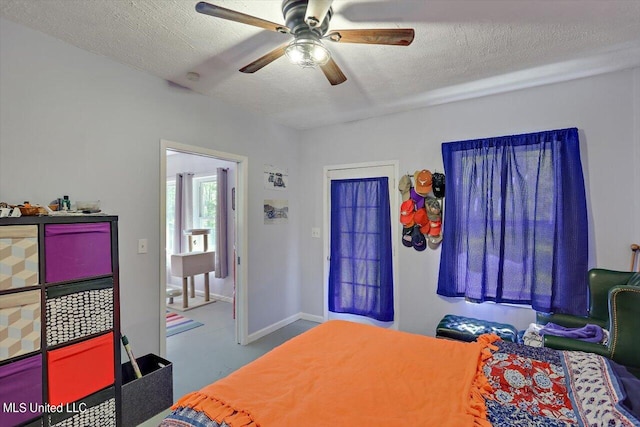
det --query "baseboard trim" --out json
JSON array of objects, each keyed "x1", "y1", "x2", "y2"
[
  {"x1": 300, "y1": 313, "x2": 323, "y2": 323},
  {"x1": 176, "y1": 287, "x2": 234, "y2": 303},
  {"x1": 247, "y1": 313, "x2": 301, "y2": 343},
  {"x1": 246, "y1": 312, "x2": 324, "y2": 343},
  {"x1": 209, "y1": 293, "x2": 233, "y2": 303}
]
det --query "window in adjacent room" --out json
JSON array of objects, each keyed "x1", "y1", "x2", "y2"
[
  {"x1": 194, "y1": 175, "x2": 217, "y2": 234},
  {"x1": 166, "y1": 175, "x2": 217, "y2": 255},
  {"x1": 166, "y1": 179, "x2": 176, "y2": 254}
]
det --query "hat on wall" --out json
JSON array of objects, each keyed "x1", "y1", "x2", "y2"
[
  {"x1": 414, "y1": 169, "x2": 433, "y2": 197},
  {"x1": 411, "y1": 225, "x2": 427, "y2": 251},
  {"x1": 427, "y1": 219, "x2": 442, "y2": 237},
  {"x1": 401, "y1": 226, "x2": 413, "y2": 247},
  {"x1": 400, "y1": 199, "x2": 415, "y2": 227},
  {"x1": 410, "y1": 188, "x2": 425, "y2": 210},
  {"x1": 427, "y1": 234, "x2": 443, "y2": 249},
  {"x1": 413, "y1": 208, "x2": 430, "y2": 235},
  {"x1": 398, "y1": 175, "x2": 412, "y2": 201},
  {"x1": 425, "y1": 198, "x2": 441, "y2": 221},
  {"x1": 432, "y1": 172, "x2": 445, "y2": 198}
]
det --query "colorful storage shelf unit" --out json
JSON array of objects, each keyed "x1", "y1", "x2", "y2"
[{"x1": 0, "y1": 216, "x2": 120, "y2": 427}]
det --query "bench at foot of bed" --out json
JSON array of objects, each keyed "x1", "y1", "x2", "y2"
[{"x1": 436, "y1": 314, "x2": 519, "y2": 343}]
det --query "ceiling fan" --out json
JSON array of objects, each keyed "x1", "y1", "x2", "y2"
[{"x1": 195, "y1": 0, "x2": 415, "y2": 86}]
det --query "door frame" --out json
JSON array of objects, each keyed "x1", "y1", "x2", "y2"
[
  {"x1": 322, "y1": 160, "x2": 400, "y2": 329},
  {"x1": 159, "y1": 139, "x2": 249, "y2": 356}
]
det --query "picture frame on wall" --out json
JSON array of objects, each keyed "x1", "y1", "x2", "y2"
[
  {"x1": 264, "y1": 200, "x2": 288, "y2": 225},
  {"x1": 264, "y1": 165, "x2": 288, "y2": 190}
]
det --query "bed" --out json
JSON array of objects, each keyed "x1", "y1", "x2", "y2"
[{"x1": 160, "y1": 320, "x2": 640, "y2": 427}]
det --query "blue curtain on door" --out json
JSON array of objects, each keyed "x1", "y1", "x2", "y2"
[
  {"x1": 329, "y1": 177, "x2": 394, "y2": 321},
  {"x1": 437, "y1": 128, "x2": 589, "y2": 315}
]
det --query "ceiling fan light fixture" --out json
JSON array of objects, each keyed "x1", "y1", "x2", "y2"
[{"x1": 285, "y1": 38, "x2": 331, "y2": 68}]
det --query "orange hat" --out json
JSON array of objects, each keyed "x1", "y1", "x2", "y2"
[
  {"x1": 413, "y1": 208, "x2": 430, "y2": 234},
  {"x1": 428, "y1": 219, "x2": 442, "y2": 237},
  {"x1": 400, "y1": 199, "x2": 415, "y2": 226},
  {"x1": 414, "y1": 169, "x2": 433, "y2": 196}
]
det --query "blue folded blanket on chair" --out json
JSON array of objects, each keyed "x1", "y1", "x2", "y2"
[{"x1": 540, "y1": 322, "x2": 605, "y2": 343}]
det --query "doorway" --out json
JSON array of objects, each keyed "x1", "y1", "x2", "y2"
[
  {"x1": 322, "y1": 161, "x2": 400, "y2": 330},
  {"x1": 159, "y1": 140, "x2": 249, "y2": 358}
]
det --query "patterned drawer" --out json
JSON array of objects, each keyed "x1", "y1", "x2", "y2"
[
  {"x1": 48, "y1": 387, "x2": 115, "y2": 427},
  {"x1": 47, "y1": 332, "x2": 115, "y2": 405},
  {"x1": 44, "y1": 223, "x2": 112, "y2": 283},
  {"x1": 0, "y1": 290, "x2": 41, "y2": 361},
  {"x1": 0, "y1": 354, "x2": 42, "y2": 427},
  {"x1": 0, "y1": 225, "x2": 39, "y2": 290},
  {"x1": 46, "y1": 278, "x2": 113, "y2": 347}
]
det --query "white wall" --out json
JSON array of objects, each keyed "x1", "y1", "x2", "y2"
[
  {"x1": 298, "y1": 68, "x2": 640, "y2": 335},
  {"x1": 0, "y1": 18, "x2": 302, "y2": 355}
]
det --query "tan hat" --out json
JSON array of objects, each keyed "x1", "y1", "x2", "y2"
[
  {"x1": 414, "y1": 169, "x2": 433, "y2": 196},
  {"x1": 425, "y1": 198, "x2": 441, "y2": 221},
  {"x1": 398, "y1": 175, "x2": 411, "y2": 201},
  {"x1": 427, "y1": 234, "x2": 443, "y2": 249}
]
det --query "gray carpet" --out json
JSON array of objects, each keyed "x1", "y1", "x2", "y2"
[{"x1": 139, "y1": 301, "x2": 316, "y2": 426}]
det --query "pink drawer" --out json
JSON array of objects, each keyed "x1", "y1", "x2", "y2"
[{"x1": 44, "y1": 223, "x2": 112, "y2": 283}]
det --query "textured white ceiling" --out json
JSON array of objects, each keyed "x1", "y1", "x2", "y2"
[{"x1": 2, "y1": 0, "x2": 640, "y2": 129}]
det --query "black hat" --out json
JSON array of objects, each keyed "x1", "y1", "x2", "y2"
[
  {"x1": 402, "y1": 226, "x2": 413, "y2": 247},
  {"x1": 432, "y1": 172, "x2": 445, "y2": 198},
  {"x1": 411, "y1": 225, "x2": 426, "y2": 251}
]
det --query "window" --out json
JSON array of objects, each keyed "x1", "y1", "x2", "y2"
[
  {"x1": 193, "y1": 175, "x2": 217, "y2": 239},
  {"x1": 166, "y1": 179, "x2": 176, "y2": 255},
  {"x1": 166, "y1": 175, "x2": 217, "y2": 255},
  {"x1": 436, "y1": 128, "x2": 589, "y2": 315}
]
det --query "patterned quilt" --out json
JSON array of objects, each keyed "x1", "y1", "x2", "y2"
[
  {"x1": 484, "y1": 341, "x2": 640, "y2": 426},
  {"x1": 162, "y1": 339, "x2": 640, "y2": 427}
]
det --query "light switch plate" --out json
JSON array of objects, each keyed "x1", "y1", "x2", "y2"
[
  {"x1": 311, "y1": 227, "x2": 321, "y2": 238},
  {"x1": 138, "y1": 238, "x2": 148, "y2": 254}
]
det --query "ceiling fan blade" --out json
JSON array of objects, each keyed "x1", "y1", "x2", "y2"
[
  {"x1": 305, "y1": 0, "x2": 333, "y2": 28},
  {"x1": 325, "y1": 29, "x2": 414, "y2": 46},
  {"x1": 196, "y1": 2, "x2": 290, "y2": 33},
  {"x1": 239, "y1": 43, "x2": 290, "y2": 73},
  {"x1": 320, "y1": 58, "x2": 347, "y2": 86}
]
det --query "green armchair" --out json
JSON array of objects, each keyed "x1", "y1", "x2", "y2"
[
  {"x1": 536, "y1": 268, "x2": 637, "y2": 329},
  {"x1": 539, "y1": 269, "x2": 640, "y2": 376}
]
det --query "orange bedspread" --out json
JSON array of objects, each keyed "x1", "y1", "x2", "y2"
[{"x1": 174, "y1": 320, "x2": 498, "y2": 427}]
